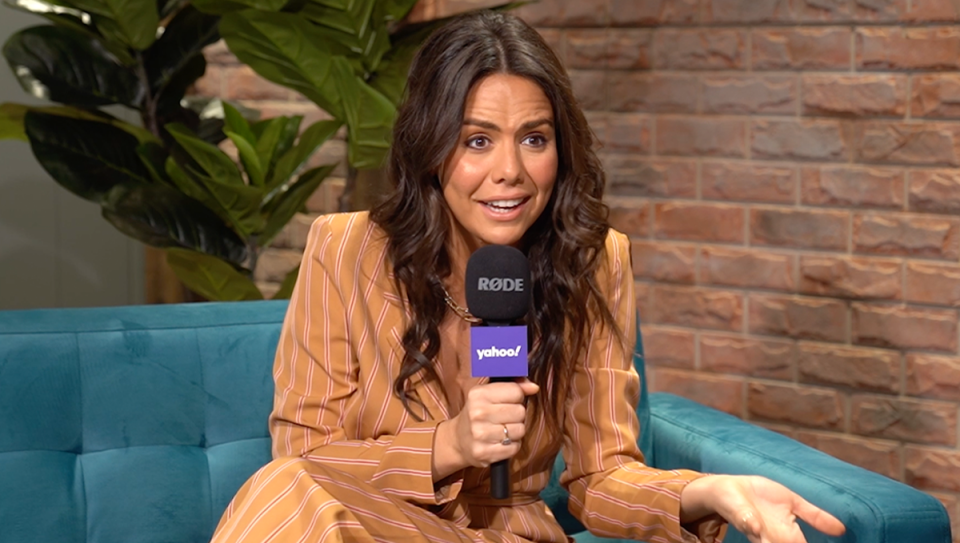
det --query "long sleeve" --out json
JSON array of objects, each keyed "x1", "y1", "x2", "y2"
[
  {"x1": 269, "y1": 214, "x2": 461, "y2": 506},
  {"x1": 560, "y1": 231, "x2": 726, "y2": 543}
]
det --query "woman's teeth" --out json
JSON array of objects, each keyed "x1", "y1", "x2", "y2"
[{"x1": 484, "y1": 198, "x2": 524, "y2": 213}]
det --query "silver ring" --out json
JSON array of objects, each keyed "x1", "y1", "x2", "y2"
[{"x1": 501, "y1": 424, "x2": 512, "y2": 446}]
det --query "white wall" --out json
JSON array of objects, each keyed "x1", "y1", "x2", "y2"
[{"x1": 0, "y1": 9, "x2": 144, "y2": 309}]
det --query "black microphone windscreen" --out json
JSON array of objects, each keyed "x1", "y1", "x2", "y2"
[{"x1": 465, "y1": 245, "x2": 531, "y2": 323}]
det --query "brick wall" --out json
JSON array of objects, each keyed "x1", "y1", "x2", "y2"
[{"x1": 197, "y1": 0, "x2": 960, "y2": 535}]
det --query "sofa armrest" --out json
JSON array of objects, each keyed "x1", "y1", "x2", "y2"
[{"x1": 649, "y1": 393, "x2": 951, "y2": 543}]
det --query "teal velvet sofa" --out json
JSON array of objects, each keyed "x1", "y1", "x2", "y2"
[{"x1": 0, "y1": 301, "x2": 950, "y2": 543}]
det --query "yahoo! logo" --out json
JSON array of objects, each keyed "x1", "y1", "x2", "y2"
[
  {"x1": 476, "y1": 345, "x2": 522, "y2": 360},
  {"x1": 477, "y1": 277, "x2": 524, "y2": 292}
]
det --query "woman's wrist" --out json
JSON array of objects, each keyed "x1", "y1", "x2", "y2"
[
  {"x1": 679, "y1": 474, "x2": 725, "y2": 524},
  {"x1": 432, "y1": 418, "x2": 467, "y2": 482}
]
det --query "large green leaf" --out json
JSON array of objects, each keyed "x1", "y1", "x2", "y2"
[
  {"x1": 66, "y1": 0, "x2": 159, "y2": 50},
  {"x1": 164, "y1": 156, "x2": 232, "y2": 225},
  {"x1": 154, "y1": 53, "x2": 207, "y2": 114},
  {"x1": 166, "y1": 248, "x2": 263, "y2": 301},
  {"x1": 272, "y1": 263, "x2": 299, "y2": 299},
  {"x1": 136, "y1": 141, "x2": 170, "y2": 184},
  {"x1": 334, "y1": 58, "x2": 394, "y2": 169},
  {"x1": 24, "y1": 110, "x2": 153, "y2": 202},
  {"x1": 2, "y1": 25, "x2": 141, "y2": 107},
  {"x1": 102, "y1": 183, "x2": 248, "y2": 264},
  {"x1": 380, "y1": 0, "x2": 418, "y2": 22},
  {"x1": 191, "y1": 0, "x2": 286, "y2": 15},
  {"x1": 267, "y1": 118, "x2": 341, "y2": 190},
  {"x1": 300, "y1": 0, "x2": 389, "y2": 72},
  {"x1": 225, "y1": 129, "x2": 264, "y2": 186},
  {"x1": 219, "y1": 10, "x2": 348, "y2": 118},
  {"x1": 222, "y1": 101, "x2": 255, "y2": 144},
  {"x1": 144, "y1": 6, "x2": 219, "y2": 95},
  {"x1": 254, "y1": 115, "x2": 301, "y2": 184},
  {"x1": 166, "y1": 123, "x2": 264, "y2": 235},
  {"x1": 260, "y1": 164, "x2": 334, "y2": 245},
  {"x1": 0, "y1": 102, "x2": 26, "y2": 140}
]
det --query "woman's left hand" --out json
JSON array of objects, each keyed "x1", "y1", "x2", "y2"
[{"x1": 684, "y1": 475, "x2": 846, "y2": 543}]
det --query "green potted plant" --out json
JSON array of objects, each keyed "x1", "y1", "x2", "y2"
[{"x1": 0, "y1": 0, "x2": 341, "y2": 300}]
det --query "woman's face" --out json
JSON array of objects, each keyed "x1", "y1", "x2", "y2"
[{"x1": 440, "y1": 73, "x2": 558, "y2": 252}]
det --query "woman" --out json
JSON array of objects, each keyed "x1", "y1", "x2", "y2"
[{"x1": 211, "y1": 11, "x2": 846, "y2": 543}]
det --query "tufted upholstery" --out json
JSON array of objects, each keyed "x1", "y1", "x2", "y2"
[{"x1": 0, "y1": 301, "x2": 950, "y2": 543}]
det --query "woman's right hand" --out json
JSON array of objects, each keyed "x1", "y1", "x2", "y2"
[{"x1": 434, "y1": 379, "x2": 539, "y2": 478}]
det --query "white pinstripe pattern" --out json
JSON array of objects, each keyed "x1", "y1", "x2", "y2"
[{"x1": 211, "y1": 212, "x2": 727, "y2": 543}]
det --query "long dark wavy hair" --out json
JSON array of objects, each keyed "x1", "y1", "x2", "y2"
[{"x1": 370, "y1": 11, "x2": 622, "y2": 441}]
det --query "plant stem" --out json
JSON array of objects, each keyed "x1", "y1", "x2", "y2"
[
  {"x1": 247, "y1": 238, "x2": 260, "y2": 279},
  {"x1": 134, "y1": 51, "x2": 160, "y2": 138}
]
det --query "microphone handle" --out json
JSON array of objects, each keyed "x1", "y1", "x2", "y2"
[{"x1": 489, "y1": 375, "x2": 512, "y2": 499}]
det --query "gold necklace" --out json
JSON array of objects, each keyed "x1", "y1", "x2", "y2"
[{"x1": 439, "y1": 284, "x2": 482, "y2": 324}]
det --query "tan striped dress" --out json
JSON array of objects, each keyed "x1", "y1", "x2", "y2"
[{"x1": 210, "y1": 211, "x2": 727, "y2": 543}]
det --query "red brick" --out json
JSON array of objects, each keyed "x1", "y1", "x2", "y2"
[
  {"x1": 757, "y1": 422, "x2": 798, "y2": 439},
  {"x1": 851, "y1": 395, "x2": 957, "y2": 445},
  {"x1": 749, "y1": 294, "x2": 848, "y2": 342},
  {"x1": 636, "y1": 281, "x2": 652, "y2": 319},
  {"x1": 798, "y1": 342, "x2": 900, "y2": 393},
  {"x1": 802, "y1": 74, "x2": 907, "y2": 117},
  {"x1": 306, "y1": 139, "x2": 347, "y2": 177},
  {"x1": 607, "y1": 197, "x2": 650, "y2": 237},
  {"x1": 609, "y1": 73, "x2": 699, "y2": 113},
  {"x1": 858, "y1": 27, "x2": 960, "y2": 71},
  {"x1": 747, "y1": 383, "x2": 845, "y2": 430},
  {"x1": 650, "y1": 285, "x2": 744, "y2": 331},
  {"x1": 598, "y1": 114, "x2": 651, "y2": 154},
  {"x1": 794, "y1": 0, "x2": 855, "y2": 22},
  {"x1": 609, "y1": 29, "x2": 654, "y2": 69},
  {"x1": 702, "y1": 0, "x2": 792, "y2": 22},
  {"x1": 305, "y1": 177, "x2": 344, "y2": 214},
  {"x1": 641, "y1": 326, "x2": 696, "y2": 369},
  {"x1": 271, "y1": 213, "x2": 315, "y2": 250},
  {"x1": 651, "y1": 368, "x2": 744, "y2": 416},
  {"x1": 852, "y1": 302, "x2": 959, "y2": 352},
  {"x1": 564, "y1": 29, "x2": 608, "y2": 69},
  {"x1": 514, "y1": 0, "x2": 562, "y2": 27},
  {"x1": 853, "y1": 213, "x2": 960, "y2": 260},
  {"x1": 751, "y1": 119, "x2": 850, "y2": 162},
  {"x1": 191, "y1": 64, "x2": 221, "y2": 97},
  {"x1": 632, "y1": 241, "x2": 696, "y2": 284},
  {"x1": 912, "y1": 75, "x2": 960, "y2": 119},
  {"x1": 905, "y1": 261, "x2": 960, "y2": 306},
  {"x1": 750, "y1": 207, "x2": 849, "y2": 251},
  {"x1": 906, "y1": 353, "x2": 960, "y2": 402},
  {"x1": 910, "y1": 170, "x2": 960, "y2": 215},
  {"x1": 900, "y1": 0, "x2": 960, "y2": 22},
  {"x1": 568, "y1": 70, "x2": 607, "y2": 111},
  {"x1": 655, "y1": 202, "x2": 745, "y2": 243},
  {"x1": 799, "y1": 255, "x2": 901, "y2": 300},
  {"x1": 603, "y1": 157, "x2": 696, "y2": 197},
  {"x1": 657, "y1": 117, "x2": 747, "y2": 158},
  {"x1": 796, "y1": 431, "x2": 901, "y2": 480},
  {"x1": 905, "y1": 446, "x2": 960, "y2": 492},
  {"x1": 857, "y1": 122, "x2": 960, "y2": 166},
  {"x1": 801, "y1": 166, "x2": 904, "y2": 210},
  {"x1": 700, "y1": 333, "x2": 794, "y2": 379},
  {"x1": 703, "y1": 162, "x2": 795, "y2": 204},
  {"x1": 253, "y1": 248, "x2": 301, "y2": 283},
  {"x1": 853, "y1": 0, "x2": 904, "y2": 22},
  {"x1": 702, "y1": 75, "x2": 797, "y2": 115},
  {"x1": 752, "y1": 28, "x2": 852, "y2": 70},
  {"x1": 222, "y1": 65, "x2": 292, "y2": 101},
  {"x1": 560, "y1": 0, "x2": 607, "y2": 27},
  {"x1": 610, "y1": 0, "x2": 699, "y2": 26},
  {"x1": 203, "y1": 40, "x2": 239, "y2": 65},
  {"x1": 537, "y1": 29, "x2": 564, "y2": 60},
  {"x1": 701, "y1": 247, "x2": 795, "y2": 291},
  {"x1": 653, "y1": 29, "x2": 746, "y2": 70}
]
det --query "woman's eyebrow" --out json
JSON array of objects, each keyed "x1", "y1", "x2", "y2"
[{"x1": 462, "y1": 118, "x2": 555, "y2": 132}]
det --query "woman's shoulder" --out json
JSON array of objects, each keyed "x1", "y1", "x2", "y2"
[
  {"x1": 601, "y1": 227, "x2": 631, "y2": 271},
  {"x1": 307, "y1": 211, "x2": 390, "y2": 270}
]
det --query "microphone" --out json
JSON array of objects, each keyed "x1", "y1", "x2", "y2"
[{"x1": 465, "y1": 244, "x2": 531, "y2": 500}]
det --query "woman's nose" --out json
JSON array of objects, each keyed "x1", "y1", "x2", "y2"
[{"x1": 492, "y1": 143, "x2": 523, "y2": 185}]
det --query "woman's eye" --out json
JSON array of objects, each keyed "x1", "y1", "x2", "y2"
[
  {"x1": 524, "y1": 134, "x2": 547, "y2": 147},
  {"x1": 466, "y1": 136, "x2": 489, "y2": 149}
]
